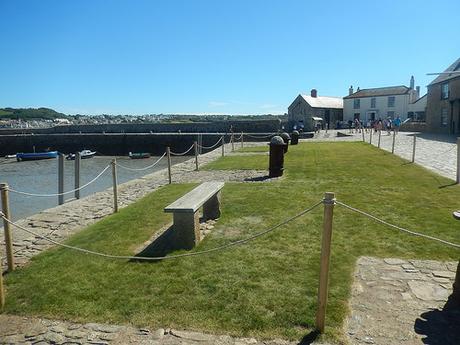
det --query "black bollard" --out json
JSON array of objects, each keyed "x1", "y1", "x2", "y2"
[
  {"x1": 279, "y1": 132, "x2": 291, "y2": 153},
  {"x1": 268, "y1": 136, "x2": 287, "y2": 177},
  {"x1": 291, "y1": 130, "x2": 299, "y2": 145}
]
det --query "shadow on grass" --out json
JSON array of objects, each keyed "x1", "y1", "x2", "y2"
[
  {"x1": 438, "y1": 182, "x2": 457, "y2": 189},
  {"x1": 297, "y1": 330, "x2": 320, "y2": 344},
  {"x1": 132, "y1": 225, "x2": 178, "y2": 262},
  {"x1": 244, "y1": 175, "x2": 273, "y2": 182}
]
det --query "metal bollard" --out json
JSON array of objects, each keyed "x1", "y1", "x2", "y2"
[{"x1": 268, "y1": 136, "x2": 286, "y2": 177}]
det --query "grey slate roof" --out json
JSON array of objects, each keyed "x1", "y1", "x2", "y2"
[
  {"x1": 344, "y1": 86, "x2": 410, "y2": 99},
  {"x1": 300, "y1": 95, "x2": 343, "y2": 109},
  {"x1": 428, "y1": 58, "x2": 460, "y2": 86}
]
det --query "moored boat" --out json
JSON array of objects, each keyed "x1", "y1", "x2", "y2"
[
  {"x1": 129, "y1": 152, "x2": 151, "y2": 159},
  {"x1": 16, "y1": 151, "x2": 58, "y2": 162},
  {"x1": 66, "y1": 149, "x2": 97, "y2": 160}
]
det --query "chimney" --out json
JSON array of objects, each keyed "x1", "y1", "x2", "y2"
[
  {"x1": 311, "y1": 89, "x2": 317, "y2": 98},
  {"x1": 410, "y1": 75, "x2": 415, "y2": 89},
  {"x1": 357, "y1": 87, "x2": 360, "y2": 92},
  {"x1": 349, "y1": 85, "x2": 354, "y2": 95}
]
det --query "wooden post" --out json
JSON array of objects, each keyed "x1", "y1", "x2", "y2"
[
  {"x1": 194, "y1": 141, "x2": 199, "y2": 171},
  {"x1": 457, "y1": 138, "x2": 460, "y2": 184},
  {"x1": 111, "y1": 159, "x2": 118, "y2": 213},
  {"x1": 74, "y1": 152, "x2": 81, "y2": 199},
  {"x1": 0, "y1": 183, "x2": 14, "y2": 272},
  {"x1": 362, "y1": 129, "x2": 365, "y2": 142},
  {"x1": 241, "y1": 132, "x2": 244, "y2": 149},
  {"x1": 378, "y1": 130, "x2": 381, "y2": 148},
  {"x1": 58, "y1": 153, "x2": 65, "y2": 205},
  {"x1": 166, "y1": 147, "x2": 172, "y2": 184},
  {"x1": 369, "y1": 129, "x2": 373, "y2": 145},
  {"x1": 315, "y1": 192, "x2": 335, "y2": 333},
  {"x1": 221, "y1": 135, "x2": 225, "y2": 157},
  {"x1": 231, "y1": 133, "x2": 235, "y2": 152},
  {"x1": 411, "y1": 135, "x2": 417, "y2": 163},
  {"x1": 391, "y1": 130, "x2": 396, "y2": 154},
  {"x1": 0, "y1": 261, "x2": 4, "y2": 308}
]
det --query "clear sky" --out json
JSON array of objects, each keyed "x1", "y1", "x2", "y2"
[{"x1": 0, "y1": 0, "x2": 459, "y2": 115}]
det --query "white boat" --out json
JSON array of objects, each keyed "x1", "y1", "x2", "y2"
[{"x1": 66, "y1": 149, "x2": 97, "y2": 160}]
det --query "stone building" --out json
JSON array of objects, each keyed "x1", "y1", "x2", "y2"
[
  {"x1": 343, "y1": 77, "x2": 421, "y2": 124},
  {"x1": 426, "y1": 58, "x2": 460, "y2": 134},
  {"x1": 287, "y1": 89, "x2": 343, "y2": 131}
]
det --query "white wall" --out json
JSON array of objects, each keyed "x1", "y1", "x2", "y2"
[{"x1": 344, "y1": 94, "x2": 411, "y2": 123}]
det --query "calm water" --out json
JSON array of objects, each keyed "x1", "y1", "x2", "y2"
[{"x1": 0, "y1": 155, "x2": 190, "y2": 221}]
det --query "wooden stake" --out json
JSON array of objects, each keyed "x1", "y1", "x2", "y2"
[
  {"x1": 315, "y1": 192, "x2": 335, "y2": 333},
  {"x1": 411, "y1": 135, "x2": 417, "y2": 163},
  {"x1": 166, "y1": 147, "x2": 172, "y2": 184},
  {"x1": 391, "y1": 130, "x2": 396, "y2": 154},
  {"x1": 231, "y1": 133, "x2": 235, "y2": 152},
  {"x1": 378, "y1": 130, "x2": 381, "y2": 148},
  {"x1": 221, "y1": 136, "x2": 225, "y2": 157},
  {"x1": 241, "y1": 132, "x2": 244, "y2": 149},
  {"x1": 369, "y1": 129, "x2": 373, "y2": 145},
  {"x1": 362, "y1": 129, "x2": 365, "y2": 142},
  {"x1": 75, "y1": 152, "x2": 81, "y2": 199},
  {"x1": 457, "y1": 138, "x2": 460, "y2": 184},
  {"x1": 194, "y1": 141, "x2": 199, "y2": 171},
  {"x1": 58, "y1": 153, "x2": 65, "y2": 205},
  {"x1": 0, "y1": 183, "x2": 14, "y2": 272},
  {"x1": 111, "y1": 159, "x2": 118, "y2": 213},
  {"x1": 0, "y1": 263, "x2": 4, "y2": 309}
]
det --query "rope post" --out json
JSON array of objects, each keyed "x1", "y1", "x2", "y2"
[
  {"x1": 75, "y1": 152, "x2": 81, "y2": 199},
  {"x1": 315, "y1": 192, "x2": 336, "y2": 333},
  {"x1": 411, "y1": 134, "x2": 417, "y2": 163},
  {"x1": 0, "y1": 183, "x2": 14, "y2": 272},
  {"x1": 111, "y1": 159, "x2": 118, "y2": 213},
  {"x1": 369, "y1": 129, "x2": 373, "y2": 145},
  {"x1": 362, "y1": 129, "x2": 365, "y2": 142},
  {"x1": 391, "y1": 130, "x2": 396, "y2": 154},
  {"x1": 0, "y1": 261, "x2": 4, "y2": 309},
  {"x1": 194, "y1": 141, "x2": 199, "y2": 171},
  {"x1": 231, "y1": 133, "x2": 235, "y2": 152},
  {"x1": 241, "y1": 132, "x2": 244, "y2": 149},
  {"x1": 457, "y1": 138, "x2": 460, "y2": 184},
  {"x1": 378, "y1": 130, "x2": 381, "y2": 148},
  {"x1": 221, "y1": 136, "x2": 225, "y2": 157},
  {"x1": 58, "y1": 153, "x2": 65, "y2": 205},
  {"x1": 166, "y1": 147, "x2": 172, "y2": 184}
]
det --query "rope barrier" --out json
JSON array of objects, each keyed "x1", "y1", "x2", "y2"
[
  {"x1": 336, "y1": 200, "x2": 460, "y2": 249},
  {"x1": 8, "y1": 165, "x2": 111, "y2": 197},
  {"x1": 115, "y1": 153, "x2": 166, "y2": 171},
  {"x1": 170, "y1": 144, "x2": 195, "y2": 156},
  {"x1": 197, "y1": 137, "x2": 223, "y2": 150},
  {"x1": 244, "y1": 133, "x2": 275, "y2": 139},
  {"x1": 0, "y1": 201, "x2": 322, "y2": 261}
]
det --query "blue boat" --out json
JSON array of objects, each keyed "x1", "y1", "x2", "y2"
[{"x1": 16, "y1": 151, "x2": 59, "y2": 162}]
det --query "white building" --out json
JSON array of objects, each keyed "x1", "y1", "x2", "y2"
[{"x1": 343, "y1": 77, "x2": 420, "y2": 123}]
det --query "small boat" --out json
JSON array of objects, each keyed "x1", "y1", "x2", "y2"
[
  {"x1": 16, "y1": 151, "x2": 58, "y2": 161},
  {"x1": 129, "y1": 152, "x2": 151, "y2": 159},
  {"x1": 4, "y1": 154, "x2": 17, "y2": 159},
  {"x1": 66, "y1": 149, "x2": 97, "y2": 160}
]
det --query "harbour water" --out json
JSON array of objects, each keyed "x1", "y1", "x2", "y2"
[{"x1": 0, "y1": 155, "x2": 190, "y2": 221}]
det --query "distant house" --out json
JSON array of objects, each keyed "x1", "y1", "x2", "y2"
[
  {"x1": 426, "y1": 58, "x2": 460, "y2": 134},
  {"x1": 343, "y1": 77, "x2": 421, "y2": 123},
  {"x1": 288, "y1": 89, "x2": 343, "y2": 131}
]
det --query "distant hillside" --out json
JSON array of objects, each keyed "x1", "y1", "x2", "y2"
[{"x1": 0, "y1": 107, "x2": 67, "y2": 120}]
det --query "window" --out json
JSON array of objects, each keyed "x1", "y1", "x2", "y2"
[
  {"x1": 353, "y1": 99, "x2": 360, "y2": 109},
  {"x1": 387, "y1": 111, "x2": 395, "y2": 118},
  {"x1": 441, "y1": 108, "x2": 448, "y2": 126},
  {"x1": 370, "y1": 98, "x2": 376, "y2": 108},
  {"x1": 388, "y1": 96, "x2": 395, "y2": 107},
  {"x1": 441, "y1": 83, "x2": 449, "y2": 99}
]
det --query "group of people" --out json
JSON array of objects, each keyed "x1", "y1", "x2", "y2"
[{"x1": 347, "y1": 116, "x2": 402, "y2": 135}]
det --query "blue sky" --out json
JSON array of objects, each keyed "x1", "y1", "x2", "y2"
[{"x1": 0, "y1": 0, "x2": 459, "y2": 115}]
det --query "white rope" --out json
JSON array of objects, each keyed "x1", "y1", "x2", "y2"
[
  {"x1": 197, "y1": 137, "x2": 223, "y2": 150},
  {"x1": 336, "y1": 200, "x2": 460, "y2": 249},
  {"x1": 8, "y1": 165, "x2": 111, "y2": 197},
  {"x1": 170, "y1": 144, "x2": 195, "y2": 156},
  {"x1": 0, "y1": 201, "x2": 322, "y2": 261},
  {"x1": 244, "y1": 133, "x2": 275, "y2": 139},
  {"x1": 233, "y1": 134, "x2": 243, "y2": 141},
  {"x1": 116, "y1": 153, "x2": 166, "y2": 171}
]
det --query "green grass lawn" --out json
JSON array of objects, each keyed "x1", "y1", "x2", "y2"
[{"x1": 3, "y1": 142, "x2": 459, "y2": 344}]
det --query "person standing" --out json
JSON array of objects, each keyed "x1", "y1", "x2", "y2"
[{"x1": 393, "y1": 115, "x2": 401, "y2": 134}]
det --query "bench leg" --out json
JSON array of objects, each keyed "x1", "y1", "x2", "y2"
[
  {"x1": 173, "y1": 212, "x2": 200, "y2": 250},
  {"x1": 203, "y1": 192, "x2": 221, "y2": 220}
]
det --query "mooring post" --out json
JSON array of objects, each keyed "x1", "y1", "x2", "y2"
[
  {"x1": 457, "y1": 138, "x2": 460, "y2": 184},
  {"x1": 231, "y1": 133, "x2": 235, "y2": 152},
  {"x1": 74, "y1": 152, "x2": 81, "y2": 199},
  {"x1": 316, "y1": 192, "x2": 336, "y2": 333},
  {"x1": 412, "y1": 135, "x2": 417, "y2": 163},
  {"x1": 111, "y1": 159, "x2": 118, "y2": 213},
  {"x1": 391, "y1": 130, "x2": 396, "y2": 154},
  {"x1": 369, "y1": 129, "x2": 373, "y2": 145},
  {"x1": 166, "y1": 147, "x2": 172, "y2": 184},
  {"x1": 221, "y1": 135, "x2": 225, "y2": 157},
  {"x1": 58, "y1": 153, "x2": 65, "y2": 205},
  {"x1": 194, "y1": 141, "x2": 199, "y2": 171},
  {"x1": 0, "y1": 183, "x2": 14, "y2": 272},
  {"x1": 378, "y1": 130, "x2": 381, "y2": 148}
]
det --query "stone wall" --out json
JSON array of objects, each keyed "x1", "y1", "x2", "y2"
[{"x1": 426, "y1": 77, "x2": 460, "y2": 134}]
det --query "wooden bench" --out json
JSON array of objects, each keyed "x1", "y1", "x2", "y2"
[{"x1": 164, "y1": 181, "x2": 224, "y2": 249}]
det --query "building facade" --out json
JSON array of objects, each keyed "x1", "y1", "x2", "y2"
[
  {"x1": 288, "y1": 89, "x2": 343, "y2": 131},
  {"x1": 343, "y1": 78, "x2": 420, "y2": 124},
  {"x1": 426, "y1": 58, "x2": 460, "y2": 134}
]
